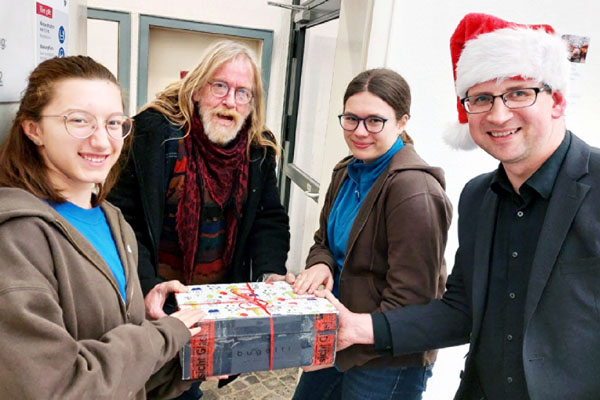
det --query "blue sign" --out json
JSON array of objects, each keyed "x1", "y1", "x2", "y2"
[
  {"x1": 58, "y1": 26, "x2": 65, "y2": 44},
  {"x1": 58, "y1": 47, "x2": 65, "y2": 57}
]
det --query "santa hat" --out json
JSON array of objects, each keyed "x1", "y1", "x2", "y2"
[{"x1": 444, "y1": 13, "x2": 570, "y2": 150}]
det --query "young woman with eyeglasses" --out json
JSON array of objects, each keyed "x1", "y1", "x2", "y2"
[
  {"x1": 0, "y1": 56, "x2": 205, "y2": 399},
  {"x1": 291, "y1": 69, "x2": 453, "y2": 400}
]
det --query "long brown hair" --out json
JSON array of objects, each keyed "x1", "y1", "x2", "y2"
[
  {"x1": 0, "y1": 55, "x2": 131, "y2": 206},
  {"x1": 343, "y1": 68, "x2": 414, "y2": 144},
  {"x1": 142, "y1": 40, "x2": 279, "y2": 157}
]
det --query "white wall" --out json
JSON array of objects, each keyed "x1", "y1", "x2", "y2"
[
  {"x1": 86, "y1": 0, "x2": 291, "y2": 141},
  {"x1": 369, "y1": 1, "x2": 600, "y2": 399}
]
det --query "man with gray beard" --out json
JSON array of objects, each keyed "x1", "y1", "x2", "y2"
[{"x1": 110, "y1": 40, "x2": 290, "y2": 322}]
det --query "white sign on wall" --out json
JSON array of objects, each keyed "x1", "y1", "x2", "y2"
[
  {"x1": 0, "y1": 0, "x2": 69, "y2": 102},
  {"x1": 36, "y1": 0, "x2": 69, "y2": 63}
]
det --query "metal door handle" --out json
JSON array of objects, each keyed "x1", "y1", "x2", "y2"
[{"x1": 304, "y1": 190, "x2": 319, "y2": 199}]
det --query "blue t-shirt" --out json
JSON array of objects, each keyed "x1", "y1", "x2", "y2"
[
  {"x1": 51, "y1": 202, "x2": 126, "y2": 301},
  {"x1": 327, "y1": 136, "x2": 404, "y2": 295}
]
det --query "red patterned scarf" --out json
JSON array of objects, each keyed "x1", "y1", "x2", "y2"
[{"x1": 176, "y1": 113, "x2": 249, "y2": 283}]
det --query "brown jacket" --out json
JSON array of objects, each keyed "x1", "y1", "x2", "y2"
[
  {"x1": 0, "y1": 188, "x2": 191, "y2": 399},
  {"x1": 306, "y1": 144, "x2": 453, "y2": 371}
]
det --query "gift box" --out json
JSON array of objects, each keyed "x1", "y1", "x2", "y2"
[{"x1": 175, "y1": 281, "x2": 338, "y2": 380}]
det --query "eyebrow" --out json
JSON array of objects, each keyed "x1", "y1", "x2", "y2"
[
  {"x1": 212, "y1": 80, "x2": 252, "y2": 91},
  {"x1": 61, "y1": 108, "x2": 126, "y2": 116},
  {"x1": 468, "y1": 85, "x2": 534, "y2": 96},
  {"x1": 343, "y1": 112, "x2": 386, "y2": 118}
]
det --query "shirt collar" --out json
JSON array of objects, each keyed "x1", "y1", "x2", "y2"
[{"x1": 491, "y1": 131, "x2": 571, "y2": 200}]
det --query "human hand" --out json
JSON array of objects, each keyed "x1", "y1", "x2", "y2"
[
  {"x1": 145, "y1": 280, "x2": 188, "y2": 320},
  {"x1": 293, "y1": 263, "x2": 333, "y2": 295},
  {"x1": 169, "y1": 307, "x2": 206, "y2": 337},
  {"x1": 301, "y1": 363, "x2": 334, "y2": 372},
  {"x1": 206, "y1": 375, "x2": 229, "y2": 381},
  {"x1": 265, "y1": 272, "x2": 296, "y2": 284},
  {"x1": 316, "y1": 289, "x2": 374, "y2": 351}
]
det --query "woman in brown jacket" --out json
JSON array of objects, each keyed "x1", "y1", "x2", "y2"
[
  {"x1": 292, "y1": 69, "x2": 453, "y2": 400},
  {"x1": 0, "y1": 56, "x2": 205, "y2": 399}
]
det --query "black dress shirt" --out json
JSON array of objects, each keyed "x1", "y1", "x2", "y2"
[{"x1": 473, "y1": 132, "x2": 571, "y2": 400}]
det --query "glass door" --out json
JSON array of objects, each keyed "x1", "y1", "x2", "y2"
[{"x1": 279, "y1": 0, "x2": 340, "y2": 273}]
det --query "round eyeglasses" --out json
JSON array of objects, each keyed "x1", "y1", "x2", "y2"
[
  {"x1": 208, "y1": 81, "x2": 253, "y2": 105},
  {"x1": 338, "y1": 114, "x2": 388, "y2": 134},
  {"x1": 460, "y1": 85, "x2": 551, "y2": 114},
  {"x1": 40, "y1": 111, "x2": 133, "y2": 139}
]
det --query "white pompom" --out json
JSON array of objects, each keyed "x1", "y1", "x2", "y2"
[{"x1": 443, "y1": 123, "x2": 478, "y2": 150}]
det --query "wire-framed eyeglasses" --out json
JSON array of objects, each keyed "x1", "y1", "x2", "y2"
[
  {"x1": 208, "y1": 81, "x2": 253, "y2": 105},
  {"x1": 460, "y1": 85, "x2": 552, "y2": 114},
  {"x1": 338, "y1": 114, "x2": 389, "y2": 134},
  {"x1": 41, "y1": 110, "x2": 133, "y2": 139}
]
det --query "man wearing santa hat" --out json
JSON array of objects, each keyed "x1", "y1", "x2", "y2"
[{"x1": 322, "y1": 12, "x2": 600, "y2": 400}]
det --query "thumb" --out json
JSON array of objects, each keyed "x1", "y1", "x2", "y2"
[
  {"x1": 319, "y1": 290, "x2": 347, "y2": 313},
  {"x1": 322, "y1": 289, "x2": 338, "y2": 304},
  {"x1": 147, "y1": 305, "x2": 168, "y2": 320},
  {"x1": 325, "y1": 278, "x2": 334, "y2": 291},
  {"x1": 285, "y1": 272, "x2": 296, "y2": 284},
  {"x1": 164, "y1": 280, "x2": 188, "y2": 293}
]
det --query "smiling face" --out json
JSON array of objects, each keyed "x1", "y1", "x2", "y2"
[
  {"x1": 466, "y1": 78, "x2": 566, "y2": 176},
  {"x1": 342, "y1": 91, "x2": 408, "y2": 163},
  {"x1": 193, "y1": 55, "x2": 254, "y2": 145},
  {"x1": 22, "y1": 78, "x2": 125, "y2": 207}
]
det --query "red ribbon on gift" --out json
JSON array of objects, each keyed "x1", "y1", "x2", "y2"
[{"x1": 231, "y1": 283, "x2": 275, "y2": 370}]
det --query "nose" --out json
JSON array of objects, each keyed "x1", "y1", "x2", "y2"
[
  {"x1": 352, "y1": 121, "x2": 370, "y2": 137},
  {"x1": 221, "y1": 88, "x2": 236, "y2": 109},
  {"x1": 486, "y1": 96, "x2": 513, "y2": 125},
  {"x1": 88, "y1": 122, "x2": 112, "y2": 148}
]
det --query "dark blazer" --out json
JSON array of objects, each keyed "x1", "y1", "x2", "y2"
[
  {"x1": 383, "y1": 132, "x2": 600, "y2": 400},
  {"x1": 109, "y1": 109, "x2": 290, "y2": 295}
]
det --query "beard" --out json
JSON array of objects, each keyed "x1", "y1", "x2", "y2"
[{"x1": 200, "y1": 106, "x2": 248, "y2": 146}]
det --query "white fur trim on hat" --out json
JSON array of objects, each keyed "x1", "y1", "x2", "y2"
[
  {"x1": 455, "y1": 27, "x2": 570, "y2": 98},
  {"x1": 443, "y1": 122, "x2": 478, "y2": 150}
]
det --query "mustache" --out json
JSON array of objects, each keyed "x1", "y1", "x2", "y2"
[{"x1": 207, "y1": 107, "x2": 244, "y2": 123}]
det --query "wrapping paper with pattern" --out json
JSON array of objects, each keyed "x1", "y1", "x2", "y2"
[
  {"x1": 176, "y1": 281, "x2": 337, "y2": 318},
  {"x1": 176, "y1": 281, "x2": 339, "y2": 379}
]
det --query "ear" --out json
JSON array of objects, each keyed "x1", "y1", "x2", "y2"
[
  {"x1": 21, "y1": 120, "x2": 43, "y2": 146},
  {"x1": 395, "y1": 114, "x2": 410, "y2": 131},
  {"x1": 192, "y1": 86, "x2": 204, "y2": 103},
  {"x1": 551, "y1": 90, "x2": 566, "y2": 119}
]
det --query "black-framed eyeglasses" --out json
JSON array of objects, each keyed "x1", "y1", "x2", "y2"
[
  {"x1": 460, "y1": 85, "x2": 552, "y2": 114},
  {"x1": 338, "y1": 114, "x2": 388, "y2": 134},
  {"x1": 41, "y1": 110, "x2": 132, "y2": 139},
  {"x1": 208, "y1": 81, "x2": 253, "y2": 105}
]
